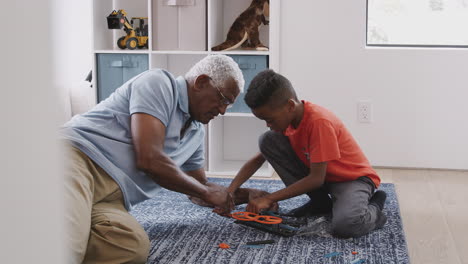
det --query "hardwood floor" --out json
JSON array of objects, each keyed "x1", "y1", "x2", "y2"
[
  {"x1": 211, "y1": 168, "x2": 468, "y2": 263},
  {"x1": 386, "y1": 168, "x2": 468, "y2": 264}
]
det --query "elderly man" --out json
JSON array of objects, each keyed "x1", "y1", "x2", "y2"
[{"x1": 62, "y1": 55, "x2": 250, "y2": 263}]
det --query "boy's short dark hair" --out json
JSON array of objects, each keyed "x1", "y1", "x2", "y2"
[{"x1": 244, "y1": 69, "x2": 298, "y2": 109}]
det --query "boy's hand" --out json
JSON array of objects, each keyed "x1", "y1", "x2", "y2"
[{"x1": 246, "y1": 196, "x2": 276, "y2": 214}]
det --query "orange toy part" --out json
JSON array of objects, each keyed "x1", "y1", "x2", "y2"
[
  {"x1": 219, "y1": 243, "x2": 230, "y2": 249},
  {"x1": 352, "y1": 251, "x2": 358, "y2": 255},
  {"x1": 231, "y1": 211, "x2": 282, "y2": 225}
]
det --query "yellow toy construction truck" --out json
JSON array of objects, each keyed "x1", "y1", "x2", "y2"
[{"x1": 107, "y1": 9, "x2": 149, "y2": 50}]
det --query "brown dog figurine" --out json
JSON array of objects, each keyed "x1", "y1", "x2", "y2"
[{"x1": 211, "y1": 0, "x2": 269, "y2": 51}]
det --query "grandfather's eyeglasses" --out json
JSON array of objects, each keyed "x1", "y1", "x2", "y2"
[{"x1": 209, "y1": 77, "x2": 234, "y2": 109}]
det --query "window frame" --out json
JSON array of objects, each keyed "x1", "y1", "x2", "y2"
[{"x1": 366, "y1": 0, "x2": 468, "y2": 48}]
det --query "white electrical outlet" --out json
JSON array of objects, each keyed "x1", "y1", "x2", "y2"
[{"x1": 357, "y1": 101, "x2": 372, "y2": 123}]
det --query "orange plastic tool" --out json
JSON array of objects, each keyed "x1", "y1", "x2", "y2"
[
  {"x1": 219, "y1": 243, "x2": 230, "y2": 249},
  {"x1": 231, "y1": 211, "x2": 282, "y2": 225}
]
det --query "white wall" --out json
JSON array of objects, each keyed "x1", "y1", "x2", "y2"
[
  {"x1": 280, "y1": 0, "x2": 468, "y2": 170},
  {"x1": 53, "y1": 0, "x2": 94, "y2": 120},
  {"x1": 1, "y1": 0, "x2": 64, "y2": 263}
]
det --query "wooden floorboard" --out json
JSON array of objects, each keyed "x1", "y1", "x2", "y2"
[
  {"x1": 385, "y1": 169, "x2": 463, "y2": 264},
  {"x1": 429, "y1": 170, "x2": 468, "y2": 264}
]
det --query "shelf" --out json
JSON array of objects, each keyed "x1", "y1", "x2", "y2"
[
  {"x1": 149, "y1": 52, "x2": 268, "y2": 79},
  {"x1": 208, "y1": 0, "x2": 270, "y2": 52},
  {"x1": 93, "y1": 0, "x2": 149, "y2": 50},
  {"x1": 222, "y1": 113, "x2": 255, "y2": 117},
  {"x1": 150, "y1": 50, "x2": 270, "y2": 56},
  {"x1": 151, "y1": 50, "x2": 210, "y2": 55},
  {"x1": 210, "y1": 50, "x2": 270, "y2": 56},
  {"x1": 207, "y1": 116, "x2": 269, "y2": 174},
  {"x1": 95, "y1": 49, "x2": 150, "y2": 54},
  {"x1": 152, "y1": 0, "x2": 206, "y2": 51},
  {"x1": 150, "y1": 53, "x2": 207, "y2": 76},
  {"x1": 92, "y1": 0, "x2": 279, "y2": 176}
]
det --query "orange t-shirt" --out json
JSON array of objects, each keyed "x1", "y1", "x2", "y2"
[{"x1": 283, "y1": 101, "x2": 380, "y2": 187}]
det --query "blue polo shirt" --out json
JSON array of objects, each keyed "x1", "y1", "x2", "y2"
[{"x1": 61, "y1": 69, "x2": 205, "y2": 210}]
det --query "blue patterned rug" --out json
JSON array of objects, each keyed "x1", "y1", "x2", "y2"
[{"x1": 131, "y1": 178, "x2": 410, "y2": 264}]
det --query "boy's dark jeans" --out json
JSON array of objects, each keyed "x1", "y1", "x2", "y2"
[{"x1": 259, "y1": 131, "x2": 386, "y2": 238}]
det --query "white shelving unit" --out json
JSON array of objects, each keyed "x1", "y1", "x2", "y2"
[{"x1": 92, "y1": 0, "x2": 280, "y2": 177}]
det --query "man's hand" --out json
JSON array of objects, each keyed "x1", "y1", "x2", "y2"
[
  {"x1": 213, "y1": 188, "x2": 279, "y2": 216},
  {"x1": 187, "y1": 182, "x2": 231, "y2": 210},
  {"x1": 246, "y1": 196, "x2": 276, "y2": 214},
  {"x1": 188, "y1": 182, "x2": 234, "y2": 210},
  {"x1": 212, "y1": 192, "x2": 235, "y2": 217},
  {"x1": 201, "y1": 183, "x2": 231, "y2": 209}
]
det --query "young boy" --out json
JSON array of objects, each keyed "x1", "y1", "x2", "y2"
[{"x1": 219, "y1": 69, "x2": 387, "y2": 238}]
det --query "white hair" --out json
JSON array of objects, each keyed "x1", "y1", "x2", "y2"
[{"x1": 185, "y1": 55, "x2": 245, "y2": 93}]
